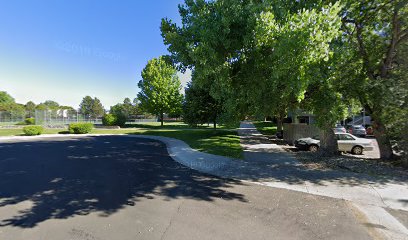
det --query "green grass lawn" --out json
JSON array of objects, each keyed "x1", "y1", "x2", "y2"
[
  {"x1": 138, "y1": 129, "x2": 242, "y2": 159},
  {"x1": 124, "y1": 121, "x2": 230, "y2": 129},
  {"x1": 253, "y1": 121, "x2": 278, "y2": 136},
  {"x1": 0, "y1": 124, "x2": 242, "y2": 159}
]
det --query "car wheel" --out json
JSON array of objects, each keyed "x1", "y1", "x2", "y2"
[
  {"x1": 309, "y1": 145, "x2": 319, "y2": 152},
  {"x1": 352, "y1": 146, "x2": 363, "y2": 155}
]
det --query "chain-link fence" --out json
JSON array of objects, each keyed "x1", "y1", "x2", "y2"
[
  {"x1": 0, "y1": 111, "x2": 26, "y2": 126},
  {"x1": 35, "y1": 109, "x2": 102, "y2": 127},
  {"x1": 0, "y1": 109, "x2": 160, "y2": 128}
]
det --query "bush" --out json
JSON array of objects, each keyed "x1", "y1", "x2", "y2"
[
  {"x1": 68, "y1": 123, "x2": 93, "y2": 134},
  {"x1": 102, "y1": 114, "x2": 117, "y2": 126},
  {"x1": 114, "y1": 113, "x2": 127, "y2": 127},
  {"x1": 25, "y1": 118, "x2": 35, "y2": 125},
  {"x1": 23, "y1": 126, "x2": 44, "y2": 136}
]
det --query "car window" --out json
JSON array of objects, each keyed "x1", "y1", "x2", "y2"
[
  {"x1": 312, "y1": 135, "x2": 320, "y2": 140},
  {"x1": 338, "y1": 134, "x2": 355, "y2": 140}
]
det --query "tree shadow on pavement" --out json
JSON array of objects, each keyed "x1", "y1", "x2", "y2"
[
  {"x1": 237, "y1": 124, "x2": 408, "y2": 187},
  {"x1": 0, "y1": 136, "x2": 246, "y2": 228},
  {"x1": 234, "y1": 145, "x2": 408, "y2": 187}
]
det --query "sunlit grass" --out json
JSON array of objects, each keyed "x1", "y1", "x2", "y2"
[
  {"x1": 0, "y1": 126, "x2": 242, "y2": 159},
  {"x1": 125, "y1": 121, "x2": 231, "y2": 129},
  {"x1": 137, "y1": 129, "x2": 242, "y2": 159},
  {"x1": 253, "y1": 121, "x2": 277, "y2": 136}
]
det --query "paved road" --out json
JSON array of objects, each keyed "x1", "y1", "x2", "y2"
[{"x1": 0, "y1": 136, "x2": 372, "y2": 240}]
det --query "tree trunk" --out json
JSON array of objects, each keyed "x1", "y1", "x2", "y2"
[
  {"x1": 160, "y1": 112, "x2": 164, "y2": 126},
  {"x1": 213, "y1": 115, "x2": 217, "y2": 130},
  {"x1": 276, "y1": 112, "x2": 285, "y2": 139},
  {"x1": 318, "y1": 126, "x2": 338, "y2": 156},
  {"x1": 372, "y1": 119, "x2": 394, "y2": 160},
  {"x1": 277, "y1": 117, "x2": 283, "y2": 132}
]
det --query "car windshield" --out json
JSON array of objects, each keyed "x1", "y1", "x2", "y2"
[{"x1": 312, "y1": 135, "x2": 320, "y2": 140}]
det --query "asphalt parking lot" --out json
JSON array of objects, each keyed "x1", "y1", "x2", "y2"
[{"x1": 0, "y1": 136, "x2": 372, "y2": 240}]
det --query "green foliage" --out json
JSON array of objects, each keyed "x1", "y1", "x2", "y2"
[
  {"x1": 25, "y1": 101, "x2": 36, "y2": 117},
  {"x1": 137, "y1": 56, "x2": 183, "y2": 125},
  {"x1": 35, "y1": 103, "x2": 47, "y2": 110},
  {"x1": 23, "y1": 126, "x2": 44, "y2": 136},
  {"x1": 68, "y1": 123, "x2": 93, "y2": 134},
  {"x1": 42, "y1": 100, "x2": 59, "y2": 110},
  {"x1": 102, "y1": 114, "x2": 117, "y2": 126},
  {"x1": 161, "y1": 0, "x2": 342, "y2": 123},
  {"x1": 25, "y1": 117, "x2": 35, "y2": 125},
  {"x1": 114, "y1": 113, "x2": 127, "y2": 127},
  {"x1": 183, "y1": 81, "x2": 223, "y2": 127},
  {"x1": 0, "y1": 91, "x2": 15, "y2": 104},
  {"x1": 0, "y1": 103, "x2": 25, "y2": 119},
  {"x1": 108, "y1": 97, "x2": 140, "y2": 126},
  {"x1": 80, "y1": 96, "x2": 105, "y2": 119},
  {"x1": 335, "y1": 0, "x2": 408, "y2": 159}
]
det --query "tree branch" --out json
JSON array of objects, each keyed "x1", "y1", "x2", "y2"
[
  {"x1": 380, "y1": 8, "x2": 400, "y2": 78},
  {"x1": 397, "y1": 28, "x2": 408, "y2": 44},
  {"x1": 355, "y1": 21, "x2": 374, "y2": 79}
]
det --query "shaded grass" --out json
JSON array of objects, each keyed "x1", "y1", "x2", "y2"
[
  {"x1": 0, "y1": 127, "x2": 242, "y2": 159},
  {"x1": 124, "y1": 121, "x2": 231, "y2": 129},
  {"x1": 253, "y1": 121, "x2": 278, "y2": 136}
]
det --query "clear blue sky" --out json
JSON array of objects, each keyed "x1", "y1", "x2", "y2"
[{"x1": 0, "y1": 0, "x2": 190, "y2": 109}]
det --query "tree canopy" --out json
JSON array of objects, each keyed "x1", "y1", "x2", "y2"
[
  {"x1": 183, "y1": 81, "x2": 223, "y2": 129},
  {"x1": 79, "y1": 96, "x2": 105, "y2": 119},
  {"x1": 161, "y1": 0, "x2": 408, "y2": 160},
  {"x1": 137, "y1": 56, "x2": 183, "y2": 126}
]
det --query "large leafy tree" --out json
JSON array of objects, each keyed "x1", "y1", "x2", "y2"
[
  {"x1": 0, "y1": 91, "x2": 25, "y2": 120},
  {"x1": 42, "y1": 100, "x2": 59, "y2": 110},
  {"x1": 25, "y1": 101, "x2": 36, "y2": 118},
  {"x1": 108, "y1": 98, "x2": 139, "y2": 126},
  {"x1": 137, "y1": 56, "x2": 183, "y2": 126},
  {"x1": 337, "y1": 0, "x2": 408, "y2": 159},
  {"x1": 79, "y1": 96, "x2": 105, "y2": 119},
  {"x1": 183, "y1": 80, "x2": 223, "y2": 129},
  {"x1": 0, "y1": 91, "x2": 15, "y2": 104},
  {"x1": 161, "y1": 0, "x2": 343, "y2": 153}
]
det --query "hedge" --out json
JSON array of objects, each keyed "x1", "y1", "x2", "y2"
[
  {"x1": 68, "y1": 123, "x2": 93, "y2": 134},
  {"x1": 102, "y1": 114, "x2": 117, "y2": 126},
  {"x1": 25, "y1": 118, "x2": 35, "y2": 125},
  {"x1": 23, "y1": 126, "x2": 44, "y2": 136}
]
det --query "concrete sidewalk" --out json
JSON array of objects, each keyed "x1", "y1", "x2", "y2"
[{"x1": 237, "y1": 121, "x2": 408, "y2": 240}]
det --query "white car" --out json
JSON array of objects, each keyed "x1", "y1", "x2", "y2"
[{"x1": 294, "y1": 133, "x2": 374, "y2": 155}]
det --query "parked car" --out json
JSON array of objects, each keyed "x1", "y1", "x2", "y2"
[
  {"x1": 294, "y1": 133, "x2": 374, "y2": 155},
  {"x1": 366, "y1": 126, "x2": 374, "y2": 135},
  {"x1": 333, "y1": 124, "x2": 346, "y2": 133},
  {"x1": 347, "y1": 125, "x2": 367, "y2": 137}
]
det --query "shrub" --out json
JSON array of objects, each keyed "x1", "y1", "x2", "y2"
[
  {"x1": 102, "y1": 114, "x2": 117, "y2": 126},
  {"x1": 25, "y1": 117, "x2": 35, "y2": 125},
  {"x1": 23, "y1": 126, "x2": 44, "y2": 136},
  {"x1": 114, "y1": 113, "x2": 127, "y2": 127},
  {"x1": 68, "y1": 122, "x2": 93, "y2": 134}
]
